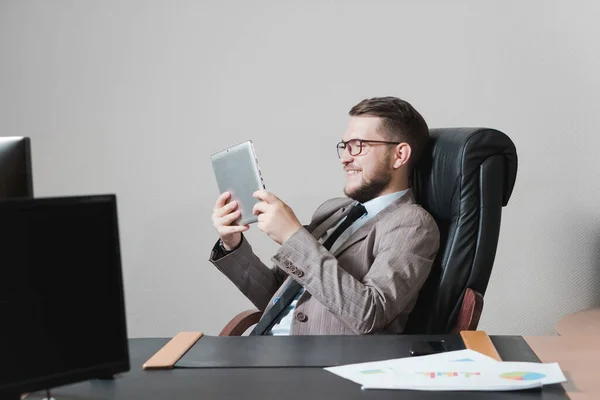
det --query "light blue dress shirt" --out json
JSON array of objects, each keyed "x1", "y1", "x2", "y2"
[{"x1": 267, "y1": 189, "x2": 409, "y2": 335}]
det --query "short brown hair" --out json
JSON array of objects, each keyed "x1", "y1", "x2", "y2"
[{"x1": 349, "y1": 96, "x2": 429, "y2": 169}]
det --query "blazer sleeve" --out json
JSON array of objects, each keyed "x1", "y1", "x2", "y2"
[
  {"x1": 209, "y1": 235, "x2": 287, "y2": 311},
  {"x1": 271, "y1": 206, "x2": 440, "y2": 334}
]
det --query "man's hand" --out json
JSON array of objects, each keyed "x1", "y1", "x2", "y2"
[
  {"x1": 252, "y1": 190, "x2": 302, "y2": 245},
  {"x1": 212, "y1": 191, "x2": 250, "y2": 250}
]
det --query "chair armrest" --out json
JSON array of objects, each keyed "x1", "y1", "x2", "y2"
[
  {"x1": 452, "y1": 288, "x2": 484, "y2": 333},
  {"x1": 219, "y1": 309, "x2": 263, "y2": 336}
]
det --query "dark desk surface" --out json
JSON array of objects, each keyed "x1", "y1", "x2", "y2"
[
  {"x1": 26, "y1": 335, "x2": 568, "y2": 400},
  {"x1": 175, "y1": 333, "x2": 465, "y2": 367}
]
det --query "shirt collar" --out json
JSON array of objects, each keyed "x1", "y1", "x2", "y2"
[{"x1": 360, "y1": 189, "x2": 410, "y2": 218}]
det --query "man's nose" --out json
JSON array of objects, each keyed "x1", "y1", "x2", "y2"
[{"x1": 340, "y1": 146, "x2": 353, "y2": 164}]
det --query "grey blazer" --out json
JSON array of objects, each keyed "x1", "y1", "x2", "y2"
[{"x1": 210, "y1": 189, "x2": 440, "y2": 335}]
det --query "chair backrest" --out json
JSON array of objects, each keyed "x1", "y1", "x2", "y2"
[{"x1": 403, "y1": 128, "x2": 518, "y2": 334}]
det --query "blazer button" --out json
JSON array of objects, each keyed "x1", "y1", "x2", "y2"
[
  {"x1": 283, "y1": 260, "x2": 292, "y2": 268},
  {"x1": 296, "y1": 312, "x2": 308, "y2": 322},
  {"x1": 296, "y1": 270, "x2": 304, "y2": 278},
  {"x1": 291, "y1": 266, "x2": 298, "y2": 273}
]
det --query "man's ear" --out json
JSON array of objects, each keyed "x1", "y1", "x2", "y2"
[{"x1": 393, "y1": 143, "x2": 412, "y2": 169}]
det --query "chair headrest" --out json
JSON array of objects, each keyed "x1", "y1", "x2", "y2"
[{"x1": 414, "y1": 128, "x2": 518, "y2": 222}]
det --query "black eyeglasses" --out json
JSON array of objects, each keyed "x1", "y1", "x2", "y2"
[{"x1": 336, "y1": 139, "x2": 401, "y2": 158}]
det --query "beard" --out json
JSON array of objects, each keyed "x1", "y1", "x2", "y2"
[{"x1": 344, "y1": 167, "x2": 392, "y2": 203}]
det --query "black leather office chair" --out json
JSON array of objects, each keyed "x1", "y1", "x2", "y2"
[
  {"x1": 404, "y1": 127, "x2": 518, "y2": 334},
  {"x1": 219, "y1": 127, "x2": 518, "y2": 336}
]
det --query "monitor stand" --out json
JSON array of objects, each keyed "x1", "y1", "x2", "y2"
[
  {"x1": 0, "y1": 390, "x2": 57, "y2": 400},
  {"x1": 97, "y1": 374, "x2": 117, "y2": 380}
]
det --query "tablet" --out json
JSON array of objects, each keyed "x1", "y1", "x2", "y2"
[{"x1": 211, "y1": 140, "x2": 265, "y2": 225}]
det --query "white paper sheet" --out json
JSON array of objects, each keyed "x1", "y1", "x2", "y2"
[{"x1": 324, "y1": 349, "x2": 566, "y2": 391}]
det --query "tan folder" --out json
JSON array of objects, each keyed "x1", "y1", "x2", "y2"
[
  {"x1": 460, "y1": 330, "x2": 502, "y2": 361},
  {"x1": 142, "y1": 331, "x2": 204, "y2": 369}
]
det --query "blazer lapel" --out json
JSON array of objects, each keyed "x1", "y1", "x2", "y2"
[{"x1": 333, "y1": 190, "x2": 416, "y2": 256}]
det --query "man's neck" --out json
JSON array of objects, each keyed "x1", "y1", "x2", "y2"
[{"x1": 376, "y1": 182, "x2": 410, "y2": 198}]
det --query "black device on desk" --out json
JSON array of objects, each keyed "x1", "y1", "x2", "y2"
[
  {"x1": 0, "y1": 136, "x2": 34, "y2": 199},
  {"x1": 0, "y1": 195, "x2": 130, "y2": 400},
  {"x1": 410, "y1": 340, "x2": 448, "y2": 356}
]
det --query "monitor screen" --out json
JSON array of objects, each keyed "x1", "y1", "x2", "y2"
[
  {"x1": 0, "y1": 137, "x2": 34, "y2": 199},
  {"x1": 0, "y1": 195, "x2": 129, "y2": 395}
]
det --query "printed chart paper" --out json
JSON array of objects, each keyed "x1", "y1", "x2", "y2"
[{"x1": 324, "y1": 349, "x2": 566, "y2": 391}]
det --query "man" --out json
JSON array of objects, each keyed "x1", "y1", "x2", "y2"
[{"x1": 210, "y1": 96, "x2": 440, "y2": 335}]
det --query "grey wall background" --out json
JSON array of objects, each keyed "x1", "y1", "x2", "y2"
[{"x1": 1, "y1": 0, "x2": 599, "y2": 337}]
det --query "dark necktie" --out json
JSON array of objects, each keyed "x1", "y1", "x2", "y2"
[{"x1": 250, "y1": 203, "x2": 367, "y2": 336}]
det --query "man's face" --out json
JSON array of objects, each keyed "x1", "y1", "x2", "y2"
[{"x1": 340, "y1": 116, "x2": 395, "y2": 203}]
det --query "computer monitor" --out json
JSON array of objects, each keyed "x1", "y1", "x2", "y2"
[
  {"x1": 0, "y1": 195, "x2": 130, "y2": 399},
  {"x1": 0, "y1": 136, "x2": 34, "y2": 199}
]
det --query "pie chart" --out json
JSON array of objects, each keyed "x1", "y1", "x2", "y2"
[{"x1": 501, "y1": 371, "x2": 546, "y2": 381}]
